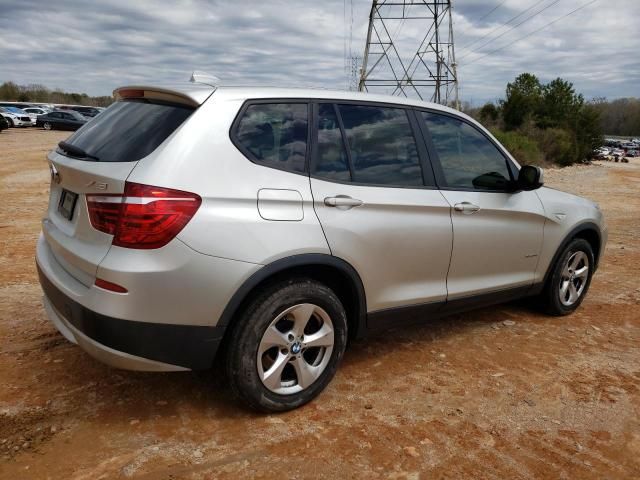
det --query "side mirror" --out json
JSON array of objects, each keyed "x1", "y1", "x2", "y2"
[{"x1": 516, "y1": 165, "x2": 544, "y2": 191}]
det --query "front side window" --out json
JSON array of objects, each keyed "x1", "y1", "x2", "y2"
[
  {"x1": 422, "y1": 111, "x2": 512, "y2": 191},
  {"x1": 337, "y1": 104, "x2": 422, "y2": 186},
  {"x1": 235, "y1": 103, "x2": 308, "y2": 173}
]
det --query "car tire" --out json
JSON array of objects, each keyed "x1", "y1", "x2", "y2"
[
  {"x1": 7, "y1": 118, "x2": 14, "y2": 128},
  {"x1": 43, "y1": 122, "x2": 52, "y2": 130},
  {"x1": 540, "y1": 238, "x2": 594, "y2": 316},
  {"x1": 225, "y1": 278, "x2": 348, "y2": 412}
]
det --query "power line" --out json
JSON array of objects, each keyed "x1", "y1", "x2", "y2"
[
  {"x1": 463, "y1": 0, "x2": 598, "y2": 66},
  {"x1": 476, "y1": 0, "x2": 509, "y2": 23},
  {"x1": 459, "y1": 0, "x2": 547, "y2": 53},
  {"x1": 458, "y1": 0, "x2": 563, "y2": 61}
]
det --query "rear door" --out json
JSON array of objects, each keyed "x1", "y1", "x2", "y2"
[
  {"x1": 310, "y1": 102, "x2": 453, "y2": 321},
  {"x1": 418, "y1": 110, "x2": 545, "y2": 300},
  {"x1": 43, "y1": 94, "x2": 199, "y2": 287}
]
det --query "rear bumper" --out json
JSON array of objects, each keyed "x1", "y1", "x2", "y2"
[{"x1": 37, "y1": 261, "x2": 225, "y2": 372}]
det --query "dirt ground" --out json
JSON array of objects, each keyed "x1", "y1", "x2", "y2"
[{"x1": 1, "y1": 128, "x2": 639, "y2": 479}]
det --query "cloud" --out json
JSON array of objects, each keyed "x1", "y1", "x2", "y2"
[{"x1": 0, "y1": 0, "x2": 637, "y2": 104}]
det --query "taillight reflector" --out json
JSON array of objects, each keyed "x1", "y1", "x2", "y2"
[
  {"x1": 95, "y1": 278, "x2": 128, "y2": 293},
  {"x1": 86, "y1": 182, "x2": 201, "y2": 249}
]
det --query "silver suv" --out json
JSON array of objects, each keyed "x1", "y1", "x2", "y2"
[{"x1": 36, "y1": 83, "x2": 607, "y2": 411}]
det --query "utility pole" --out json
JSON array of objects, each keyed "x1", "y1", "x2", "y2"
[{"x1": 358, "y1": 0, "x2": 460, "y2": 109}]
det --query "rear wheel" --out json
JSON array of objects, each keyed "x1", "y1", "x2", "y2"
[
  {"x1": 225, "y1": 278, "x2": 347, "y2": 412},
  {"x1": 540, "y1": 238, "x2": 594, "y2": 316},
  {"x1": 43, "y1": 122, "x2": 52, "y2": 130}
]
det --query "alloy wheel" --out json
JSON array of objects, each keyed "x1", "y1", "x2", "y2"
[
  {"x1": 559, "y1": 251, "x2": 589, "y2": 306},
  {"x1": 257, "y1": 303, "x2": 335, "y2": 395}
]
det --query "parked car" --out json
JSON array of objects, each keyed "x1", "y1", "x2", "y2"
[
  {"x1": 626, "y1": 150, "x2": 638, "y2": 157},
  {"x1": 24, "y1": 107, "x2": 51, "y2": 120},
  {"x1": 4, "y1": 106, "x2": 37, "y2": 125},
  {"x1": 0, "y1": 106, "x2": 32, "y2": 127},
  {"x1": 611, "y1": 148, "x2": 625, "y2": 158},
  {"x1": 36, "y1": 110, "x2": 87, "y2": 130},
  {"x1": 68, "y1": 106, "x2": 102, "y2": 118},
  {"x1": 0, "y1": 115, "x2": 8, "y2": 132},
  {"x1": 36, "y1": 84, "x2": 607, "y2": 412}
]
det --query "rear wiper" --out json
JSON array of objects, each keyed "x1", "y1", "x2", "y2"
[{"x1": 58, "y1": 141, "x2": 100, "y2": 161}]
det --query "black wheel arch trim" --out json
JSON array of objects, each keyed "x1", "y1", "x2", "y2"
[
  {"x1": 217, "y1": 253, "x2": 368, "y2": 340},
  {"x1": 542, "y1": 221, "x2": 602, "y2": 286}
]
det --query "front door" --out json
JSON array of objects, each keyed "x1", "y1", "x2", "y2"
[{"x1": 419, "y1": 110, "x2": 546, "y2": 300}]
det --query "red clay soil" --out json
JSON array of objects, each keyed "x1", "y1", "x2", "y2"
[{"x1": 0, "y1": 128, "x2": 639, "y2": 479}]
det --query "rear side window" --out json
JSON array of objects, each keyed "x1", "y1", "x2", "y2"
[
  {"x1": 337, "y1": 104, "x2": 422, "y2": 187},
  {"x1": 234, "y1": 103, "x2": 308, "y2": 173},
  {"x1": 422, "y1": 111, "x2": 513, "y2": 191},
  {"x1": 314, "y1": 103, "x2": 350, "y2": 181},
  {"x1": 60, "y1": 100, "x2": 194, "y2": 162}
]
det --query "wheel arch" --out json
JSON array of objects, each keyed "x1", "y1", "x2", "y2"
[
  {"x1": 542, "y1": 222, "x2": 602, "y2": 286},
  {"x1": 217, "y1": 254, "x2": 368, "y2": 346}
]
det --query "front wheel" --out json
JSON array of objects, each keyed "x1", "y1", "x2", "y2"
[
  {"x1": 43, "y1": 122, "x2": 52, "y2": 130},
  {"x1": 225, "y1": 279, "x2": 348, "y2": 412},
  {"x1": 540, "y1": 238, "x2": 594, "y2": 316}
]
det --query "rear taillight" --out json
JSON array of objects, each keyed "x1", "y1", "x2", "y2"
[{"x1": 87, "y1": 182, "x2": 201, "y2": 249}]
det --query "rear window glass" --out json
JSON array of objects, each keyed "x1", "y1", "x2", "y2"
[{"x1": 60, "y1": 99, "x2": 194, "y2": 162}]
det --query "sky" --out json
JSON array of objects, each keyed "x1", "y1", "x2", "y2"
[{"x1": 0, "y1": 0, "x2": 637, "y2": 105}]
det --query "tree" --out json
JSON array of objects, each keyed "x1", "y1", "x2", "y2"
[
  {"x1": 494, "y1": 73, "x2": 605, "y2": 166},
  {"x1": 479, "y1": 102, "x2": 499, "y2": 124},
  {"x1": 501, "y1": 73, "x2": 542, "y2": 130},
  {"x1": 0, "y1": 81, "x2": 114, "y2": 106},
  {"x1": 537, "y1": 78, "x2": 583, "y2": 130}
]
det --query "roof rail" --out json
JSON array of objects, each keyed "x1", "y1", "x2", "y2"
[{"x1": 190, "y1": 71, "x2": 221, "y2": 88}]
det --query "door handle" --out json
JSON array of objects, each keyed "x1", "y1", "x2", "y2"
[
  {"x1": 454, "y1": 202, "x2": 481, "y2": 214},
  {"x1": 324, "y1": 195, "x2": 363, "y2": 209}
]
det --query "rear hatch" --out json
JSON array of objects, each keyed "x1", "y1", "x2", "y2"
[{"x1": 43, "y1": 85, "x2": 213, "y2": 287}]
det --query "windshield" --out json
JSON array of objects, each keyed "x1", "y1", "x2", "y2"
[
  {"x1": 59, "y1": 99, "x2": 195, "y2": 162},
  {"x1": 66, "y1": 110, "x2": 85, "y2": 120},
  {"x1": 7, "y1": 107, "x2": 26, "y2": 114}
]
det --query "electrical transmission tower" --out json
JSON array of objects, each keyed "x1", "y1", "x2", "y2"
[{"x1": 358, "y1": 0, "x2": 460, "y2": 108}]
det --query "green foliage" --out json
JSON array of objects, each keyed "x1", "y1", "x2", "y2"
[
  {"x1": 0, "y1": 81, "x2": 113, "y2": 107},
  {"x1": 502, "y1": 73, "x2": 542, "y2": 130},
  {"x1": 479, "y1": 102, "x2": 500, "y2": 125},
  {"x1": 534, "y1": 128, "x2": 575, "y2": 166},
  {"x1": 491, "y1": 129, "x2": 544, "y2": 166},
  {"x1": 492, "y1": 73, "x2": 605, "y2": 166},
  {"x1": 537, "y1": 78, "x2": 583, "y2": 129}
]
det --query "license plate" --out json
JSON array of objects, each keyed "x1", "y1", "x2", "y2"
[{"x1": 58, "y1": 189, "x2": 78, "y2": 220}]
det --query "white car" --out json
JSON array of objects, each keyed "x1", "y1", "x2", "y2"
[
  {"x1": 23, "y1": 107, "x2": 51, "y2": 124},
  {"x1": 0, "y1": 107, "x2": 32, "y2": 127}
]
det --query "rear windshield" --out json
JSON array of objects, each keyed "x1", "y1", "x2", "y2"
[{"x1": 59, "y1": 99, "x2": 195, "y2": 162}]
